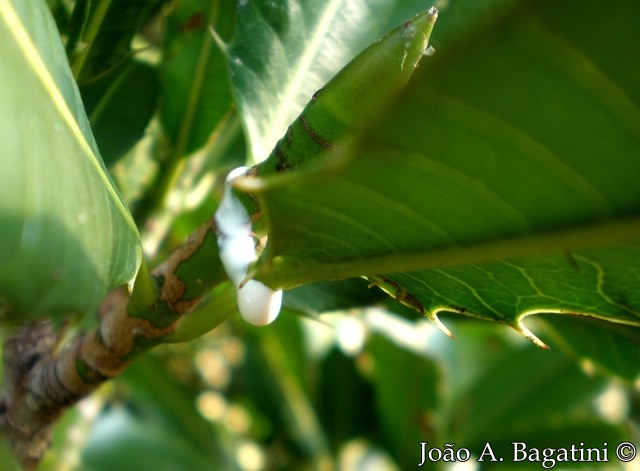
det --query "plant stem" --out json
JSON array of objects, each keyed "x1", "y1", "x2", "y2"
[{"x1": 0, "y1": 220, "x2": 231, "y2": 469}]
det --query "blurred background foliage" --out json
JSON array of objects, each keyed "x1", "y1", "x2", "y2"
[{"x1": 9, "y1": 0, "x2": 639, "y2": 469}]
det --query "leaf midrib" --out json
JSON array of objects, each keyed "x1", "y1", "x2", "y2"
[{"x1": 260, "y1": 215, "x2": 640, "y2": 288}]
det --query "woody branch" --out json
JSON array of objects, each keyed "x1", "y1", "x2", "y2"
[{"x1": 0, "y1": 220, "x2": 228, "y2": 470}]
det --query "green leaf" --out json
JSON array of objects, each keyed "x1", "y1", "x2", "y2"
[
  {"x1": 448, "y1": 342, "x2": 613, "y2": 446},
  {"x1": 314, "y1": 348, "x2": 376, "y2": 450},
  {"x1": 239, "y1": 0, "x2": 640, "y2": 346},
  {"x1": 81, "y1": 405, "x2": 216, "y2": 471},
  {"x1": 226, "y1": 0, "x2": 436, "y2": 162},
  {"x1": 117, "y1": 353, "x2": 227, "y2": 461},
  {"x1": 428, "y1": 0, "x2": 517, "y2": 44},
  {"x1": 409, "y1": 319, "x2": 631, "y2": 469},
  {"x1": 81, "y1": 59, "x2": 160, "y2": 166},
  {"x1": 534, "y1": 315, "x2": 640, "y2": 381},
  {"x1": 0, "y1": 0, "x2": 141, "y2": 322},
  {"x1": 368, "y1": 334, "x2": 440, "y2": 469},
  {"x1": 160, "y1": 0, "x2": 236, "y2": 156},
  {"x1": 66, "y1": 0, "x2": 162, "y2": 83},
  {"x1": 444, "y1": 335, "x2": 629, "y2": 470},
  {"x1": 248, "y1": 322, "x2": 333, "y2": 463}
]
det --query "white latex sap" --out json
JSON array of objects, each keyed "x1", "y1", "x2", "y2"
[{"x1": 215, "y1": 167, "x2": 282, "y2": 325}]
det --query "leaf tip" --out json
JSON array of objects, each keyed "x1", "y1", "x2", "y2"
[
  {"x1": 431, "y1": 313, "x2": 456, "y2": 340},
  {"x1": 514, "y1": 320, "x2": 550, "y2": 349}
]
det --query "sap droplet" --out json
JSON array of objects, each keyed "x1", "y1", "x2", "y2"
[
  {"x1": 237, "y1": 280, "x2": 283, "y2": 326},
  {"x1": 215, "y1": 166, "x2": 283, "y2": 326}
]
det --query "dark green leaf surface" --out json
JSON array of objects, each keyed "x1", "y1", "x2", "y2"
[
  {"x1": 362, "y1": 316, "x2": 630, "y2": 469},
  {"x1": 284, "y1": 278, "x2": 385, "y2": 315},
  {"x1": 160, "y1": 0, "x2": 236, "y2": 156},
  {"x1": 82, "y1": 59, "x2": 159, "y2": 166},
  {"x1": 441, "y1": 332, "x2": 629, "y2": 470},
  {"x1": 448, "y1": 342, "x2": 611, "y2": 446},
  {"x1": 241, "y1": 0, "x2": 640, "y2": 345},
  {"x1": 0, "y1": 0, "x2": 140, "y2": 321},
  {"x1": 67, "y1": 0, "x2": 162, "y2": 82},
  {"x1": 368, "y1": 334, "x2": 440, "y2": 469},
  {"x1": 535, "y1": 315, "x2": 640, "y2": 381}
]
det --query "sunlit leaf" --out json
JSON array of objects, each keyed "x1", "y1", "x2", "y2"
[
  {"x1": 3, "y1": 1, "x2": 637, "y2": 468},
  {"x1": 0, "y1": 0, "x2": 140, "y2": 322},
  {"x1": 226, "y1": 0, "x2": 435, "y2": 162}
]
